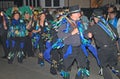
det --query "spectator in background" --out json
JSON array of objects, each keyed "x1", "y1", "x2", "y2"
[
  {"x1": 7, "y1": 10, "x2": 27, "y2": 64},
  {"x1": 107, "y1": 5, "x2": 119, "y2": 29},
  {"x1": 45, "y1": 9, "x2": 54, "y2": 21},
  {"x1": 80, "y1": 11, "x2": 89, "y2": 30},
  {"x1": 107, "y1": 5, "x2": 120, "y2": 64},
  {"x1": 23, "y1": 11, "x2": 34, "y2": 57},
  {"x1": 0, "y1": 10, "x2": 9, "y2": 59}
]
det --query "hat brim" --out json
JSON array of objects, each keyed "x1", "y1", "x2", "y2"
[
  {"x1": 92, "y1": 13, "x2": 101, "y2": 18},
  {"x1": 68, "y1": 10, "x2": 81, "y2": 15}
]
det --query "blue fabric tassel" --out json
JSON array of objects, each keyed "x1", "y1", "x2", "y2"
[
  {"x1": 63, "y1": 22, "x2": 70, "y2": 33},
  {"x1": 87, "y1": 44, "x2": 100, "y2": 66},
  {"x1": 81, "y1": 43, "x2": 101, "y2": 66},
  {"x1": 12, "y1": 40, "x2": 15, "y2": 48},
  {"x1": 20, "y1": 42, "x2": 24, "y2": 49},
  {"x1": 44, "y1": 40, "x2": 64, "y2": 63},
  {"x1": 46, "y1": 41, "x2": 52, "y2": 48},
  {"x1": 63, "y1": 45, "x2": 72, "y2": 59},
  {"x1": 81, "y1": 44, "x2": 89, "y2": 57},
  {"x1": 76, "y1": 21, "x2": 101, "y2": 66},
  {"x1": 6, "y1": 39, "x2": 9, "y2": 48},
  {"x1": 52, "y1": 38, "x2": 64, "y2": 49},
  {"x1": 43, "y1": 41, "x2": 52, "y2": 63},
  {"x1": 33, "y1": 35, "x2": 40, "y2": 48}
]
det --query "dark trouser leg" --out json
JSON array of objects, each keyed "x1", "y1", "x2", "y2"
[
  {"x1": 25, "y1": 36, "x2": 34, "y2": 57},
  {"x1": 50, "y1": 48, "x2": 64, "y2": 75},
  {"x1": 75, "y1": 47, "x2": 88, "y2": 79},
  {"x1": 38, "y1": 38, "x2": 45, "y2": 66},
  {"x1": 17, "y1": 37, "x2": 25, "y2": 63},
  {"x1": 1, "y1": 31, "x2": 9, "y2": 58},
  {"x1": 61, "y1": 53, "x2": 74, "y2": 79},
  {"x1": 8, "y1": 39, "x2": 16, "y2": 64},
  {"x1": 50, "y1": 49, "x2": 59, "y2": 75},
  {"x1": 103, "y1": 67, "x2": 113, "y2": 79}
]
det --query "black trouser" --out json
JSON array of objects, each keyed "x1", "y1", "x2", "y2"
[
  {"x1": 39, "y1": 38, "x2": 45, "y2": 53},
  {"x1": 0, "y1": 30, "x2": 9, "y2": 57},
  {"x1": 24, "y1": 36, "x2": 34, "y2": 57},
  {"x1": 51, "y1": 48, "x2": 63, "y2": 62},
  {"x1": 103, "y1": 67, "x2": 113, "y2": 79},
  {"x1": 98, "y1": 45, "x2": 118, "y2": 79},
  {"x1": 9, "y1": 37, "x2": 25, "y2": 52},
  {"x1": 62, "y1": 45, "x2": 87, "y2": 71},
  {"x1": 98, "y1": 45, "x2": 118, "y2": 67}
]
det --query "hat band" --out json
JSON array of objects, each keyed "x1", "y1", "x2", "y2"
[{"x1": 70, "y1": 9, "x2": 80, "y2": 13}]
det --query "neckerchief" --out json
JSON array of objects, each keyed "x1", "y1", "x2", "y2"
[{"x1": 109, "y1": 17, "x2": 118, "y2": 29}]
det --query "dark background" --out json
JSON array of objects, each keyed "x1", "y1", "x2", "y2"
[{"x1": 0, "y1": 0, "x2": 23, "y2": 7}]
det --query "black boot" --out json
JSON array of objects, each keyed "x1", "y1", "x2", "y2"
[
  {"x1": 38, "y1": 53, "x2": 44, "y2": 67},
  {"x1": 18, "y1": 56, "x2": 23, "y2": 63},
  {"x1": 8, "y1": 57, "x2": 14, "y2": 64},
  {"x1": 17, "y1": 51, "x2": 24, "y2": 63},
  {"x1": 38, "y1": 58, "x2": 44, "y2": 66},
  {"x1": 50, "y1": 65, "x2": 57, "y2": 75},
  {"x1": 8, "y1": 52, "x2": 15, "y2": 64}
]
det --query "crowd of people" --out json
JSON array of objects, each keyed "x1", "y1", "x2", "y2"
[{"x1": 0, "y1": 4, "x2": 120, "y2": 79}]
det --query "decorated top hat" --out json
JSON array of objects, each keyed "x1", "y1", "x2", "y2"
[
  {"x1": 68, "y1": 5, "x2": 81, "y2": 14},
  {"x1": 92, "y1": 9, "x2": 103, "y2": 18},
  {"x1": 12, "y1": 10, "x2": 21, "y2": 17}
]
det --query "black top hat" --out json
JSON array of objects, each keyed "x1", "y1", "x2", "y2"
[
  {"x1": 68, "y1": 5, "x2": 81, "y2": 14},
  {"x1": 12, "y1": 10, "x2": 20, "y2": 15},
  {"x1": 92, "y1": 9, "x2": 103, "y2": 17},
  {"x1": 12, "y1": 10, "x2": 21, "y2": 18},
  {"x1": 38, "y1": 10, "x2": 45, "y2": 15}
]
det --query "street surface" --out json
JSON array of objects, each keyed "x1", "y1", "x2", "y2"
[{"x1": 0, "y1": 45, "x2": 119, "y2": 79}]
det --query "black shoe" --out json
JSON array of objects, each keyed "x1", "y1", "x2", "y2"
[
  {"x1": 2, "y1": 56, "x2": 7, "y2": 59},
  {"x1": 8, "y1": 58, "x2": 13, "y2": 64},
  {"x1": 38, "y1": 58, "x2": 44, "y2": 67},
  {"x1": 18, "y1": 57, "x2": 23, "y2": 63},
  {"x1": 39, "y1": 60, "x2": 44, "y2": 67},
  {"x1": 50, "y1": 66, "x2": 57, "y2": 75}
]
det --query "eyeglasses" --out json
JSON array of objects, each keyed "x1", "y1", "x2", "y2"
[{"x1": 108, "y1": 11, "x2": 116, "y2": 14}]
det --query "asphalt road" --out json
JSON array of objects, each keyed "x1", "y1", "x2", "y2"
[{"x1": 0, "y1": 45, "x2": 119, "y2": 79}]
